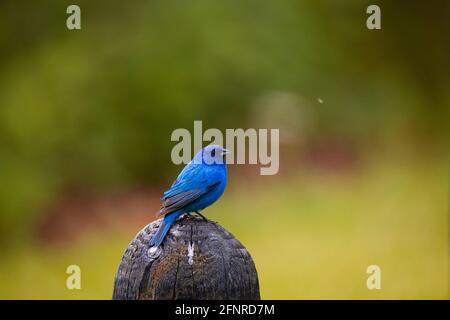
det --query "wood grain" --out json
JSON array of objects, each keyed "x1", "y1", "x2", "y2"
[{"x1": 113, "y1": 215, "x2": 260, "y2": 300}]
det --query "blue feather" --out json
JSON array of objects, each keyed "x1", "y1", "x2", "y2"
[{"x1": 150, "y1": 145, "x2": 229, "y2": 247}]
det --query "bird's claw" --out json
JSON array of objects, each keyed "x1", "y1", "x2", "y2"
[{"x1": 195, "y1": 211, "x2": 208, "y2": 221}]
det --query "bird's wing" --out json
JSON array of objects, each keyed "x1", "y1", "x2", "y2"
[
  {"x1": 157, "y1": 164, "x2": 220, "y2": 217},
  {"x1": 157, "y1": 181, "x2": 220, "y2": 217},
  {"x1": 161, "y1": 162, "x2": 199, "y2": 200}
]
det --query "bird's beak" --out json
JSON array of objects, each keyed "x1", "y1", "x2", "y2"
[{"x1": 221, "y1": 148, "x2": 230, "y2": 156}]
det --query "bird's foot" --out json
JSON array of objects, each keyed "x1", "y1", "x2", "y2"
[{"x1": 194, "y1": 211, "x2": 208, "y2": 221}]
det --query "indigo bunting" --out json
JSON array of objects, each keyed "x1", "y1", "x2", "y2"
[{"x1": 149, "y1": 145, "x2": 229, "y2": 247}]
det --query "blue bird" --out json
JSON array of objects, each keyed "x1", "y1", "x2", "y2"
[{"x1": 149, "y1": 145, "x2": 229, "y2": 247}]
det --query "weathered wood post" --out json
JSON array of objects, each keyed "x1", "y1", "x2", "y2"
[{"x1": 113, "y1": 215, "x2": 260, "y2": 299}]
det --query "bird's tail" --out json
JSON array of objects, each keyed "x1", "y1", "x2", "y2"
[{"x1": 150, "y1": 211, "x2": 181, "y2": 247}]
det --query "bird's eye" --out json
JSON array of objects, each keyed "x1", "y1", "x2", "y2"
[{"x1": 211, "y1": 149, "x2": 216, "y2": 157}]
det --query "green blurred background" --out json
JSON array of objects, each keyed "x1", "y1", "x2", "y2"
[{"x1": 0, "y1": 0, "x2": 448, "y2": 299}]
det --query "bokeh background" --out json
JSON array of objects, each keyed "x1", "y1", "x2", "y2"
[{"x1": 0, "y1": 0, "x2": 448, "y2": 299}]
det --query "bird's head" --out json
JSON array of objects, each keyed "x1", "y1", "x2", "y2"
[{"x1": 193, "y1": 145, "x2": 230, "y2": 165}]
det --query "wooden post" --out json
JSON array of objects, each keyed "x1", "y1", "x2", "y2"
[{"x1": 113, "y1": 215, "x2": 260, "y2": 300}]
